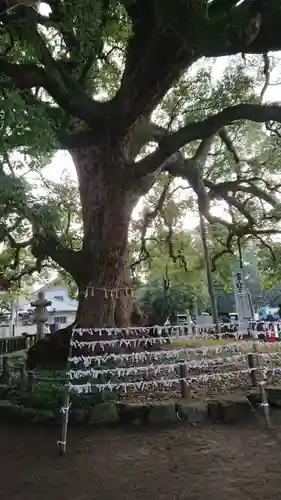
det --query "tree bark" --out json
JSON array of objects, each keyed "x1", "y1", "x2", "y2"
[{"x1": 69, "y1": 144, "x2": 141, "y2": 329}]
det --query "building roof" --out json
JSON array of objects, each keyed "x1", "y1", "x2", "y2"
[
  {"x1": 46, "y1": 297, "x2": 77, "y2": 312},
  {"x1": 18, "y1": 281, "x2": 78, "y2": 313}
]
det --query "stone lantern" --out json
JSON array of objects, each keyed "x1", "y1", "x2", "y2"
[{"x1": 30, "y1": 291, "x2": 52, "y2": 340}]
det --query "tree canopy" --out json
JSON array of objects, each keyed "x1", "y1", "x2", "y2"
[{"x1": 2, "y1": 1, "x2": 281, "y2": 326}]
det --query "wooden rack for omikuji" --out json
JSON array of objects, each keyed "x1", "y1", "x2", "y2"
[{"x1": 56, "y1": 323, "x2": 275, "y2": 455}]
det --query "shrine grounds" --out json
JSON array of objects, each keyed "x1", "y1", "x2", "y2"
[
  {"x1": 2, "y1": 414, "x2": 281, "y2": 500},
  {"x1": 2, "y1": 337, "x2": 281, "y2": 499}
]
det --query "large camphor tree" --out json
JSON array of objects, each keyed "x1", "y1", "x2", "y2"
[{"x1": 2, "y1": 0, "x2": 281, "y2": 329}]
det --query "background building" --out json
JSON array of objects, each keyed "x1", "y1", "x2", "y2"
[{"x1": 0, "y1": 281, "x2": 78, "y2": 337}]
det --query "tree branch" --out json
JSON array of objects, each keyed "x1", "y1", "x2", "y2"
[
  {"x1": 0, "y1": 8, "x2": 107, "y2": 126},
  {"x1": 193, "y1": 135, "x2": 214, "y2": 167},
  {"x1": 11, "y1": 263, "x2": 52, "y2": 283},
  {"x1": 135, "y1": 104, "x2": 281, "y2": 177},
  {"x1": 0, "y1": 59, "x2": 45, "y2": 88},
  {"x1": 219, "y1": 129, "x2": 240, "y2": 164},
  {"x1": 260, "y1": 52, "x2": 270, "y2": 102},
  {"x1": 205, "y1": 178, "x2": 277, "y2": 206},
  {"x1": 211, "y1": 232, "x2": 234, "y2": 272},
  {"x1": 0, "y1": 0, "x2": 36, "y2": 15},
  {"x1": 111, "y1": 0, "x2": 281, "y2": 138},
  {"x1": 157, "y1": 145, "x2": 280, "y2": 240},
  {"x1": 17, "y1": 7, "x2": 106, "y2": 124},
  {"x1": 136, "y1": 176, "x2": 172, "y2": 265},
  {"x1": 1, "y1": 224, "x2": 33, "y2": 269},
  {"x1": 45, "y1": 1, "x2": 81, "y2": 60},
  {"x1": 162, "y1": 137, "x2": 215, "y2": 215},
  {"x1": 160, "y1": 209, "x2": 189, "y2": 272},
  {"x1": 31, "y1": 236, "x2": 83, "y2": 284},
  {"x1": 125, "y1": 120, "x2": 168, "y2": 162},
  {"x1": 0, "y1": 58, "x2": 106, "y2": 128},
  {"x1": 220, "y1": 193, "x2": 255, "y2": 226},
  {"x1": 254, "y1": 234, "x2": 276, "y2": 262},
  {"x1": 112, "y1": 0, "x2": 198, "y2": 131},
  {"x1": 203, "y1": 1, "x2": 281, "y2": 57}
]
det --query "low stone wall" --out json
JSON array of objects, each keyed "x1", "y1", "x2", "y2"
[
  {"x1": 0, "y1": 391, "x2": 262, "y2": 427},
  {"x1": 1, "y1": 376, "x2": 281, "y2": 427}
]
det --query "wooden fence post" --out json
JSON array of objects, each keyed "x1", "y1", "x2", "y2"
[
  {"x1": 251, "y1": 339, "x2": 271, "y2": 428},
  {"x1": 1, "y1": 355, "x2": 10, "y2": 384},
  {"x1": 259, "y1": 380, "x2": 271, "y2": 429},
  {"x1": 22, "y1": 332, "x2": 29, "y2": 350},
  {"x1": 247, "y1": 353, "x2": 257, "y2": 387},
  {"x1": 19, "y1": 364, "x2": 28, "y2": 390},
  {"x1": 27, "y1": 371, "x2": 35, "y2": 392},
  {"x1": 2, "y1": 356, "x2": 9, "y2": 379},
  {"x1": 179, "y1": 363, "x2": 188, "y2": 399},
  {"x1": 58, "y1": 386, "x2": 70, "y2": 456}
]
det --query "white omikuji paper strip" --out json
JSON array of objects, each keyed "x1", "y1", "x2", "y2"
[
  {"x1": 73, "y1": 321, "x2": 281, "y2": 335},
  {"x1": 68, "y1": 368, "x2": 262, "y2": 394},
  {"x1": 68, "y1": 353, "x2": 245, "y2": 370},
  {"x1": 70, "y1": 334, "x2": 244, "y2": 350},
  {"x1": 72, "y1": 326, "x2": 244, "y2": 338},
  {"x1": 71, "y1": 324, "x2": 279, "y2": 343},
  {"x1": 67, "y1": 351, "x2": 281, "y2": 380},
  {"x1": 68, "y1": 342, "x2": 252, "y2": 367},
  {"x1": 72, "y1": 324, "x2": 263, "y2": 335},
  {"x1": 67, "y1": 355, "x2": 247, "y2": 380},
  {"x1": 72, "y1": 326, "x2": 185, "y2": 336}
]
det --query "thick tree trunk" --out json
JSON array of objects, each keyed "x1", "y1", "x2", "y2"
[{"x1": 70, "y1": 145, "x2": 141, "y2": 329}]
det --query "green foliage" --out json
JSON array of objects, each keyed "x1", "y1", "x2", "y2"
[
  {"x1": 0, "y1": 0, "x2": 281, "y2": 305},
  {"x1": 2, "y1": 380, "x2": 115, "y2": 411},
  {"x1": 136, "y1": 278, "x2": 208, "y2": 320},
  {"x1": 258, "y1": 243, "x2": 281, "y2": 290},
  {"x1": 0, "y1": 152, "x2": 82, "y2": 286}
]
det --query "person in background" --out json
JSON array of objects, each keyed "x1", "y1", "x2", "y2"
[
  {"x1": 266, "y1": 312, "x2": 275, "y2": 322},
  {"x1": 253, "y1": 305, "x2": 260, "y2": 321}
]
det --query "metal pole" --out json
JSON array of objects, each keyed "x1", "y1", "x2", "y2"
[
  {"x1": 9, "y1": 299, "x2": 15, "y2": 337},
  {"x1": 199, "y1": 211, "x2": 220, "y2": 333},
  {"x1": 237, "y1": 236, "x2": 243, "y2": 269}
]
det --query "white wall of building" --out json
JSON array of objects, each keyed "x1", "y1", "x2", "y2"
[
  {"x1": 48, "y1": 310, "x2": 76, "y2": 328},
  {"x1": 44, "y1": 285, "x2": 77, "y2": 328},
  {"x1": 0, "y1": 282, "x2": 78, "y2": 338},
  {"x1": 0, "y1": 325, "x2": 37, "y2": 338}
]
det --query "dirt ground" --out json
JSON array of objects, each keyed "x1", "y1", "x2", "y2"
[{"x1": 2, "y1": 416, "x2": 281, "y2": 500}]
